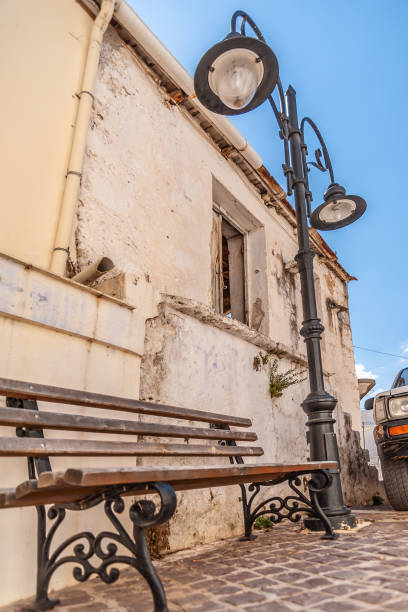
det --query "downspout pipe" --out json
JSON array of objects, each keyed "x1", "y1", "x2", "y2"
[
  {"x1": 114, "y1": 1, "x2": 263, "y2": 170},
  {"x1": 50, "y1": 0, "x2": 115, "y2": 275},
  {"x1": 72, "y1": 256, "x2": 114, "y2": 284}
]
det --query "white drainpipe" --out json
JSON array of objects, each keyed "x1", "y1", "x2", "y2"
[{"x1": 50, "y1": 0, "x2": 115, "y2": 275}]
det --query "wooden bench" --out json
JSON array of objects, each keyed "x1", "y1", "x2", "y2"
[{"x1": 0, "y1": 377, "x2": 338, "y2": 612}]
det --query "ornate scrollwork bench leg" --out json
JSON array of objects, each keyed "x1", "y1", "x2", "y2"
[
  {"x1": 210, "y1": 423, "x2": 338, "y2": 542},
  {"x1": 25, "y1": 483, "x2": 177, "y2": 612},
  {"x1": 238, "y1": 469, "x2": 338, "y2": 541}
]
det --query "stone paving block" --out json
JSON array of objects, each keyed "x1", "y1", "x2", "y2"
[
  {"x1": 322, "y1": 584, "x2": 362, "y2": 597},
  {"x1": 210, "y1": 584, "x2": 243, "y2": 596},
  {"x1": 221, "y1": 590, "x2": 267, "y2": 607},
  {"x1": 383, "y1": 600, "x2": 408, "y2": 611},
  {"x1": 201, "y1": 565, "x2": 237, "y2": 576},
  {"x1": 383, "y1": 558, "x2": 408, "y2": 567},
  {"x1": 237, "y1": 558, "x2": 265, "y2": 569},
  {"x1": 187, "y1": 604, "x2": 231, "y2": 612},
  {"x1": 383, "y1": 580, "x2": 408, "y2": 594},
  {"x1": 240, "y1": 577, "x2": 282, "y2": 590},
  {"x1": 284, "y1": 560, "x2": 315, "y2": 570},
  {"x1": 169, "y1": 593, "x2": 206, "y2": 607},
  {"x1": 187, "y1": 578, "x2": 224, "y2": 590},
  {"x1": 66, "y1": 603, "x2": 108, "y2": 611},
  {"x1": 224, "y1": 570, "x2": 259, "y2": 583},
  {"x1": 245, "y1": 602, "x2": 292, "y2": 611},
  {"x1": 299, "y1": 577, "x2": 334, "y2": 589},
  {"x1": 55, "y1": 589, "x2": 94, "y2": 605},
  {"x1": 274, "y1": 570, "x2": 311, "y2": 583},
  {"x1": 257, "y1": 565, "x2": 288, "y2": 576},
  {"x1": 324, "y1": 569, "x2": 368, "y2": 580},
  {"x1": 353, "y1": 590, "x2": 399, "y2": 604},
  {"x1": 286, "y1": 590, "x2": 332, "y2": 607},
  {"x1": 323, "y1": 600, "x2": 369, "y2": 611}
]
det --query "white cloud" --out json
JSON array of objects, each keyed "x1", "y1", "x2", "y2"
[
  {"x1": 355, "y1": 363, "x2": 378, "y2": 379},
  {"x1": 399, "y1": 358, "x2": 407, "y2": 364}
]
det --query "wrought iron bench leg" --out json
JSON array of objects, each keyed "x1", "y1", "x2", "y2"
[
  {"x1": 210, "y1": 424, "x2": 338, "y2": 541},
  {"x1": 23, "y1": 505, "x2": 61, "y2": 611},
  {"x1": 239, "y1": 470, "x2": 338, "y2": 541},
  {"x1": 24, "y1": 483, "x2": 177, "y2": 612},
  {"x1": 239, "y1": 483, "x2": 257, "y2": 541}
]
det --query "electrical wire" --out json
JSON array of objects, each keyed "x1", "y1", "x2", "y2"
[{"x1": 353, "y1": 346, "x2": 408, "y2": 360}]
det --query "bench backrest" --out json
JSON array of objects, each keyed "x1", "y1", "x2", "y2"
[{"x1": 0, "y1": 378, "x2": 263, "y2": 469}]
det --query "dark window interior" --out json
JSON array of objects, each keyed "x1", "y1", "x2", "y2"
[{"x1": 211, "y1": 212, "x2": 246, "y2": 323}]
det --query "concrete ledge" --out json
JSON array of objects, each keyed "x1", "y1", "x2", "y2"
[
  {"x1": 0, "y1": 252, "x2": 142, "y2": 356},
  {"x1": 161, "y1": 294, "x2": 309, "y2": 368}
]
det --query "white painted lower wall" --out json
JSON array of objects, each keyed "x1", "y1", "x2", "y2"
[{"x1": 0, "y1": 254, "x2": 143, "y2": 605}]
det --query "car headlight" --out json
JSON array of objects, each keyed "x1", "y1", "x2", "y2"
[
  {"x1": 389, "y1": 396, "x2": 408, "y2": 418},
  {"x1": 374, "y1": 397, "x2": 387, "y2": 423}
]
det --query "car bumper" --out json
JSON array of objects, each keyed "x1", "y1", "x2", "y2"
[{"x1": 375, "y1": 419, "x2": 408, "y2": 459}]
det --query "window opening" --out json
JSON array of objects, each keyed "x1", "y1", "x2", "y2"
[
  {"x1": 222, "y1": 235, "x2": 231, "y2": 316},
  {"x1": 211, "y1": 211, "x2": 246, "y2": 323}
]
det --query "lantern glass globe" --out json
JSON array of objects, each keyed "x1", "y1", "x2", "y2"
[
  {"x1": 209, "y1": 48, "x2": 264, "y2": 111},
  {"x1": 310, "y1": 184, "x2": 366, "y2": 231},
  {"x1": 318, "y1": 198, "x2": 357, "y2": 224}
]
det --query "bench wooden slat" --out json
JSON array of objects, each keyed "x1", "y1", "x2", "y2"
[
  {"x1": 0, "y1": 407, "x2": 257, "y2": 442},
  {"x1": 38, "y1": 462, "x2": 337, "y2": 488},
  {"x1": 0, "y1": 437, "x2": 263, "y2": 457},
  {"x1": 0, "y1": 489, "x2": 17, "y2": 507},
  {"x1": 0, "y1": 378, "x2": 251, "y2": 427},
  {"x1": 0, "y1": 486, "x2": 107, "y2": 509},
  {"x1": 0, "y1": 461, "x2": 338, "y2": 509}
]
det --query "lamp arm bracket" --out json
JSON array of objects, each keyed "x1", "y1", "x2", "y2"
[
  {"x1": 300, "y1": 117, "x2": 335, "y2": 184},
  {"x1": 267, "y1": 85, "x2": 293, "y2": 195},
  {"x1": 231, "y1": 10, "x2": 266, "y2": 42}
]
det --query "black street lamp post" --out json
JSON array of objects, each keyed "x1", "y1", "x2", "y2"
[{"x1": 194, "y1": 10, "x2": 367, "y2": 530}]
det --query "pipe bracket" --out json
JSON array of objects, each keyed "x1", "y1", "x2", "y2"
[
  {"x1": 66, "y1": 170, "x2": 83, "y2": 184},
  {"x1": 52, "y1": 247, "x2": 70, "y2": 254},
  {"x1": 76, "y1": 90, "x2": 95, "y2": 101}
]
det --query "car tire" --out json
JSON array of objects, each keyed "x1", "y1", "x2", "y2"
[{"x1": 379, "y1": 448, "x2": 408, "y2": 510}]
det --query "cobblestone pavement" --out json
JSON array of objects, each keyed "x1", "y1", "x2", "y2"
[{"x1": 4, "y1": 507, "x2": 408, "y2": 612}]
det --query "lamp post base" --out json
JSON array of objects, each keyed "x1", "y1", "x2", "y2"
[{"x1": 304, "y1": 512, "x2": 357, "y2": 532}]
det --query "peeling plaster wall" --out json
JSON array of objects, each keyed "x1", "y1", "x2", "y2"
[
  {"x1": 0, "y1": 8, "x2": 382, "y2": 607},
  {"x1": 139, "y1": 304, "x2": 311, "y2": 549},
  {"x1": 76, "y1": 29, "x2": 213, "y2": 305},
  {"x1": 73, "y1": 28, "x2": 380, "y2": 545}
]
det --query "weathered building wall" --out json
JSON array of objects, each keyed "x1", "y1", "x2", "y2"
[
  {"x1": 76, "y1": 27, "x2": 379, "y2": 516},
  {"x1": 139, "y1": 301, "x2": 310, "y2": 550},
  {"x1": 0, "y1": 3, "x2": 381, "y2": 605}
]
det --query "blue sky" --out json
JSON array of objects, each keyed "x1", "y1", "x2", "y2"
[{"x1": 129, "y1": 0, "x2": 408, "y2": 402}]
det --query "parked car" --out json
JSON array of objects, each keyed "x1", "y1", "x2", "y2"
[{"x1": 365, "y1": 367, "x2": 408, "y2": 509}]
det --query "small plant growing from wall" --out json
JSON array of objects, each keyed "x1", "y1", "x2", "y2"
[
  {"x1": 253, "y1": 351, "x2": 306, "y2": 399},
  {"x1": 254, "y1": 516, "x2": 274, "y2": 530}
]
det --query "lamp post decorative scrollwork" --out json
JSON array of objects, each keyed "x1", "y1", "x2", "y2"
[{"x1": 194, "y1": 10, "x2": 367, "y2": 530}]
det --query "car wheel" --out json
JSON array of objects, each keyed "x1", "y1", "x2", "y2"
[{"x1": 380, "y1": 448, "x2": 408, "y2": 510}]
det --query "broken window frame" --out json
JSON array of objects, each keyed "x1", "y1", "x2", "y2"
[{"x1": 211, "y1": 206, "x2": 247, "y2": 324}]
